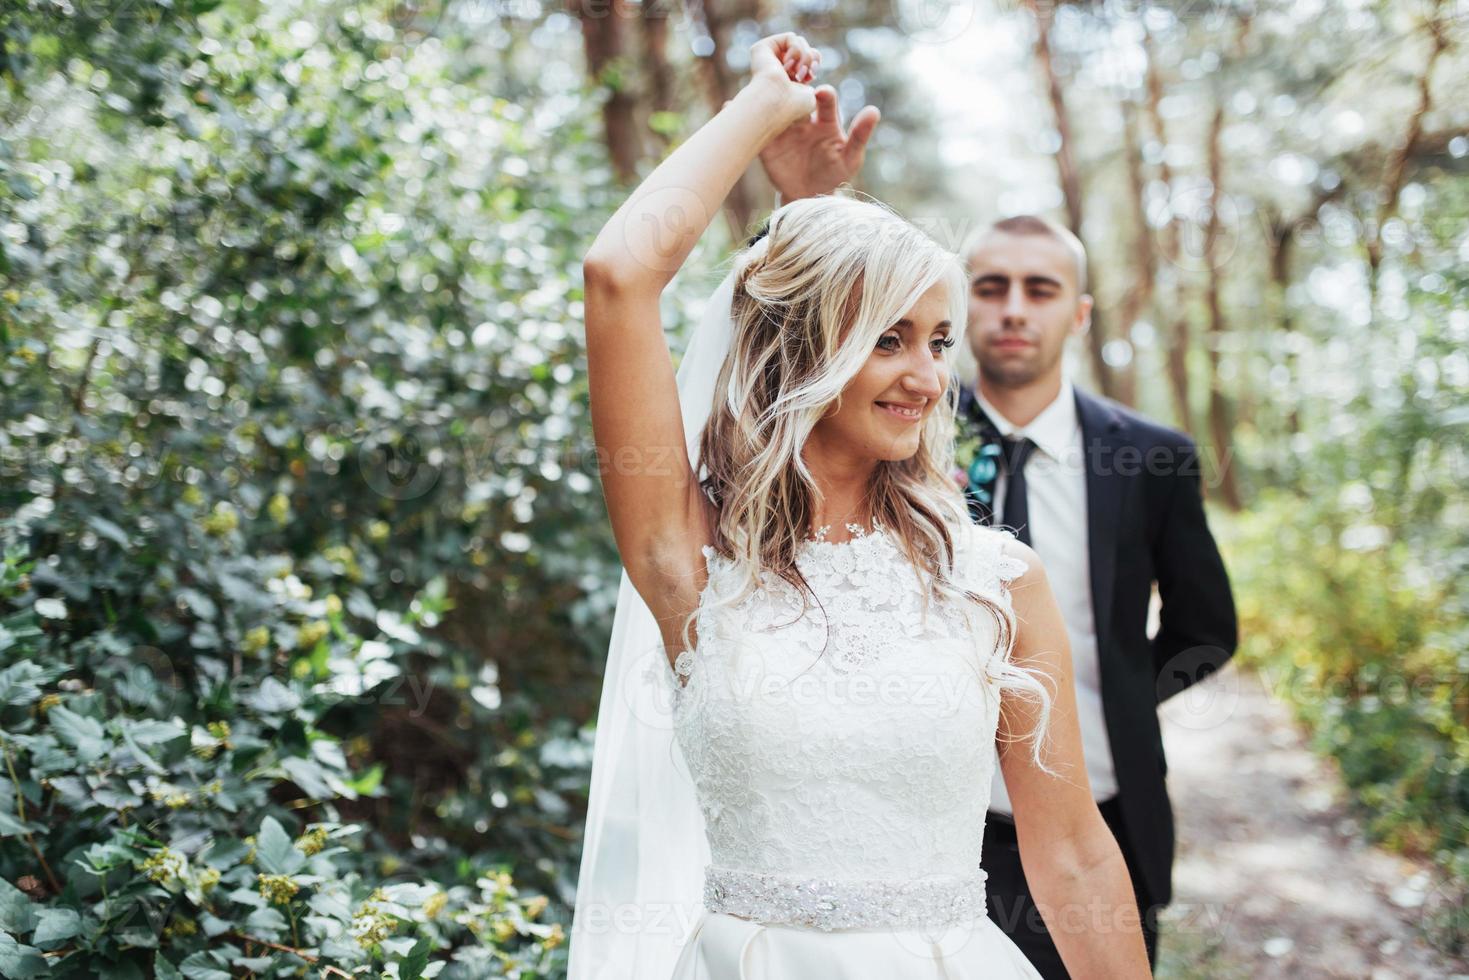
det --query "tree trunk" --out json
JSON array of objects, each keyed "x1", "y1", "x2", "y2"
[
  {"x1": 1142, "y1": 24, "x2": 1190, "y2": 434},
  {"x1": 1113, "y1": 98, "x2": 1154, "y2": 409},
  {"x1": 1264, "y1": 180, "x2": 1344, "y2": 441},
  {"x1": 1165, "y1": 318, "x2": 1191, "y2": 436},
  {"x1": 1202, "y1": 100, "x2": 1241, "y2": 511},
  {"x1": 688, "y1": 0, "x2": 765, "y2": 241},
  {"x1": 1365, "y1": 0, "x2": 1448, "y2": 295},
  {"x1": 640, "y1": 0, "x2": 675, "y2": 151},
  {"x1": 576, "y1": 0, "x2": 641, "y2": 186},
  {"x1": 1264, "y1": 212, "x2": 1300, "y2": 437},
  {"x1": 1025, "y1": 0, "x2": 1115, "y2": 401}
]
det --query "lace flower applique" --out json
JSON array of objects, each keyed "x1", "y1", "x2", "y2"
[
  {"x1": 973, "y1": 525, "x2": 1030, "y2": 601},
  {"x1": 996, "y1": 546, "x2": 1029, "y2": 586},
  {"x1": 805, "y1": 520, "x2": 874, "y2": 544}
]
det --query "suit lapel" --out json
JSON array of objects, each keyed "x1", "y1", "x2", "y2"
[{"x1": 1075, "y1": 387, "x2": 1126, "y2": 648}]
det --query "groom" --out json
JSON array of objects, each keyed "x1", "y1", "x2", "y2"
[
  {"x1": 756, "y1": 89, "x2": 1238, "y2": 976},
  {"x1": 957, "y1": 215, "x2": 1237, "y2": 976}
]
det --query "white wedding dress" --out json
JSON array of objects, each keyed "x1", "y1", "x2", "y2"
[{"x1": 660, "y1": 519, "x2": 1045, "y2": 979}]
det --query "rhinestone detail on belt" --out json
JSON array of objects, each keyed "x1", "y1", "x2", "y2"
[{"x1": 702, "y1": 864, "x2": 988, "y2": 932}]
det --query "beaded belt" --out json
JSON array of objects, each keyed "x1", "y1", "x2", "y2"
[{"x1": 702, "y1": 864, "x2": 988, "y2": 932}]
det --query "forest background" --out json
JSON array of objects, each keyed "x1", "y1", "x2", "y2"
[{"x1": 1, "y1": 0, "x2": 1465, "y2": 976}]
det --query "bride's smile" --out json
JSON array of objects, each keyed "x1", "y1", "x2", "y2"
[{"x1": 801, "y1": 280, "x2": 955, "y2": 517}]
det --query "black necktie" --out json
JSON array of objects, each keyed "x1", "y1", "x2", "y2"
[{"x1": 1000, "y1": 436, "x2": 1038, "y2": 547}]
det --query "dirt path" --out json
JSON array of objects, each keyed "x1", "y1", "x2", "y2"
[{"x1": 1153, "y1": 660, "x2": 1468, "y2": 979}]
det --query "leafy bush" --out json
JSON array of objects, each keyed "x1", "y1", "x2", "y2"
[
  {"x1": 1226, "y1": 492, "x2": 1467, "y2": 856},
  {"x1": 1221, "y1": 181, "x2": 1469, "y2": 949},
  {"x1": 0, "y1": 516, "x2": 571, "y2": 978},
  {"x1": 0, "y1": 0, "x2": 643, "y2": 974}
]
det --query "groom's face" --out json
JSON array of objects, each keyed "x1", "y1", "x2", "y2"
[{"x1": 964, "y1": 232, "x2": 1091, "y2": 389}]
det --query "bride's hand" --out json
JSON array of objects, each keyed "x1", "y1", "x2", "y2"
[{"x1": 746, "y1": 33, "x2": 820, "y2": 130}]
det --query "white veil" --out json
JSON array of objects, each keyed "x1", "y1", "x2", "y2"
[{"x1": 567, "y1": 266, "x2": 740, "y2": 980}]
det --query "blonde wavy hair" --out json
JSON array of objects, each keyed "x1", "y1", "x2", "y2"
[{"x1": 683, "y1": 192, "x2": 1058, "y2": 774}]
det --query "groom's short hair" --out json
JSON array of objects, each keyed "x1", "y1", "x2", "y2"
[{"x1": 963, "y1": 214, "x2": 1089, "y2": 294}]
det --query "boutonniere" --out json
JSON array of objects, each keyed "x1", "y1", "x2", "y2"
[{"x1": 952, "y1": 410, "x2": 1003, "y2": 515}]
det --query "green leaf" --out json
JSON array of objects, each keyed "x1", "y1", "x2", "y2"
[
  {"x1": 31, "y1": 907, "x2": 81, "y2": 946},
  {"x1": 122, "y1": 719, "x2": 186, "y2": 746},
  {"x1": 119, "y1": 723, "x2": 168, "y2": 775},
  {"x1": 399, "y1": 935, "x2": 433, "y2": 979},
  {"x1": 76, "y1": 840, "x2": 140, "y2": 875},
  {"x1": 95, "y1": 959, "x2": 146, "y2": 980},
  {"x1": 5, "y1": 176, "x2": 37, "y2": 202},
  {"x1": 87, "y1": 516, "x2": 132, "y2": 549},
  {"x1": 346, "y1": 762, "x2": 384, "y2": 796},
  {"x1": 0, "y1": 876, "x2": 37, "y2": 935},
  {"x1": 176, "y1": 951, "x2": 230, "y2": 980},
  {"x1": 175, "y1": 588, "x2": 217, "y2": 621},
  {"x1": 242, "y1": 906, "x2": 287, "y2": 935},
  {"x1": 648, "y1": 110, "x2": 683, "y2": 137},
  {"x1": 0, "y1": 661, "x2": 63, "y2": 706},
  {"x1": 46, "y1": 703, "x2": 104, "y2": 740},
  {"x1": 0, "y1": 934, "x2": 46, "y2": 978},
  {"x1": 0, "y1": 810, "x2": 33, "y2": 838},
  {"x1": 280, "y1": 756, "x2": 332, "y2": 799},
  {"x1": 254, "y1": 816, "x2": 304, "y2": 875},
  {"x1": 246, "y1": 677, "x2": 300, "y2": 714},
  {"x1": 46, "y1": 705, "x2": 109, "y2": 764}
]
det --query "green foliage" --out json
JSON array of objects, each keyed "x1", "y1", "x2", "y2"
[
  {"x1": 1220, "y1": 233, "x2": 1469, "y2": 926},
  {"x1": 0, "y1": 0, "x2": 632, "y2": 974},
  {"x1": 4, "y1": 0, "x2": 1457, "y2": 972},
  {"x1": 0, "y1": 521, "x2": 569, "y2": 978},
  {"x1": 1213, "y1": 78, "x2": 1469, "y2": 948},
  {"x1": 1228, "y1": 493, "x2": 1467, "y2": 841}
]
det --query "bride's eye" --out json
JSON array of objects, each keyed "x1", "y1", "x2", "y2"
[
  {"x1": 932, "y1": 336, "x2": 956, "y2": 353},
  {"x1": 876, "y1": 334, "x2": 900, "y2": 352}
]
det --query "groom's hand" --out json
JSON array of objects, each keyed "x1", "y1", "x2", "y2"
[{"x1": 758, "y1": 84, "x2": 880, "y2": 204}]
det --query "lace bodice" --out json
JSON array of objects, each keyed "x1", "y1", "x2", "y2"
[{"x1": 663, "y1": 520, "x2": 1029, "y2": 923}]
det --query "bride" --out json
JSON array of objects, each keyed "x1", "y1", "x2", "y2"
[{"x1": 570, "y1": 32, "x2": 1151, "y2": 980}]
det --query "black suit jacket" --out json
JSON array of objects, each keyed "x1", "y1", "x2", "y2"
[{"x1": 958, "y1": 382, "x2": 1238, "y2": 908}]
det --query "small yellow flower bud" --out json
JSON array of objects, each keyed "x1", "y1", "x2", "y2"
[{"x1": 257, "y1": 873, "x2": 300, "y2": 904}]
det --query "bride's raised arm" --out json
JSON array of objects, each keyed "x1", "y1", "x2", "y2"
[{"x1": 582, "y1": 34, "x2": 817, "y2": 596}]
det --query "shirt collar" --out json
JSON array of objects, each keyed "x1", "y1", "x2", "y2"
[{"x1": 974, "y1": 377, "x2": 1078, "y2": 462}]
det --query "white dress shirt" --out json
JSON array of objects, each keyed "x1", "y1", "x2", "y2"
[{"x1": 979, "y1": 376, "x2": 1120, "y2": 813}]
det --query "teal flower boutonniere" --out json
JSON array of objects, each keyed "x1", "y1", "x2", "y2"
[
  {"x1": 952, "y1": 397, "x2": 1004, "y2": 522},
  {"x1": 956, "y1": 434, "x2": 1003, "y2": 507}
]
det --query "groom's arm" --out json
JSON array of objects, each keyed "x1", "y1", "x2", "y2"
[
  {"x1": 758, "y1": 84, "x2": 879, "y2": 203},
  {"x1": 746, "y1": 89, "x2": 878, "y2": 247},
  {"x1": 1149, "y1": 435, "x2": 1239, "y2": 703}
]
